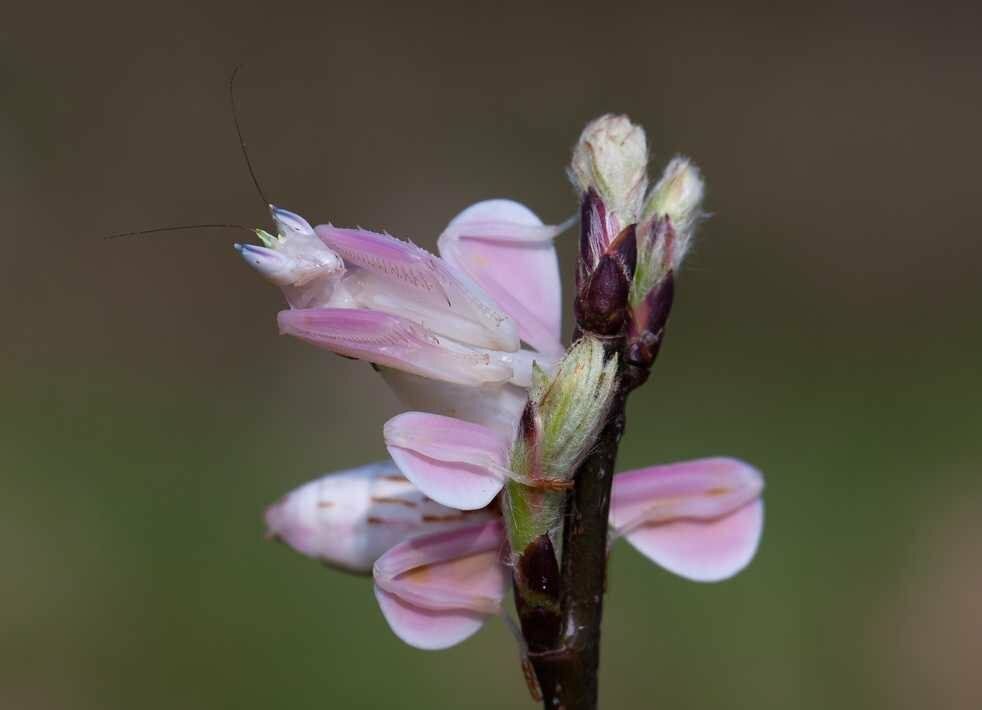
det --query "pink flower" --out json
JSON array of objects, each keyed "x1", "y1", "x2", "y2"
[
  {"x1": 243, "y1": 199, "x2": 765, "y2": 651},
  {"x1": 370, "y1": 458, "x2": 762, "y2": 649},
  {"x1": 266, "y1": 457, "x2": 763, "y2": 649},
  {"x1": 241, "y1": 200, "x2": 570, "y2": 505}
]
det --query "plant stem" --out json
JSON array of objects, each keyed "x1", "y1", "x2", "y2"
[
  {"x1": 520, "y1": 354, "x2": 648, "y2": 710},
  {"x1": 513, "y1": 178, "x2": 670, "y2": 707}
]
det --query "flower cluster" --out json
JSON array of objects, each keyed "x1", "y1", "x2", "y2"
[{"x1": 242, "y1": 186, "x2": 765, "y2": 650}]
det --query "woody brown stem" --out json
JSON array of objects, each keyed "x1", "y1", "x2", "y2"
[
  {"x1": 514, "y1": 189, "x2": 668, "y2": 708},
  {"x1": 518, "y1": 350, "x2": 650, "y2": 710}
]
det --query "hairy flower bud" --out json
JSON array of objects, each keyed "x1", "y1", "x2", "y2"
[
  {"x1": 631, "y1": 158, "x2": 704, "y2": 307},
  {"x1": 571, "y1": 117, "x2": 647, "y2": 337},
  {"x1": 641, "y1": 156, "x2": 705, "y2": 236},
  {"x1": 512, "y1": 336, "x2": 619, "y2": 487},
  {"x1": 569, "y1": 114, "x2": 648, "y2": 227},
  {"x1": 575, "y1": 190, "x2": 638, "y2": 335},
  {"x1": 504, "y1": 336, "x2": 618, "y2": 558},
  {"x1": 628, "y1": 158, "x2": 704, "y2": 354},
  {"x1": 577, "y1": 189, "x2": 612, "y2": 291}
]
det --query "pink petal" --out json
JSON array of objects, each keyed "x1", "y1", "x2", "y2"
[
  {"x1": 619, "y1": 500, "x2": 764, "y2": 583},
  {"x1": 438, "y1": 200, "x2": 567, "y2": 356},
  {"x1": 374, "y1": 587, "x2": 491, "y2": 650},
  {"x1": 610, "y1": 458, "x2": 765, "y2": 582},
  {"x1": 264, "y1": 460, "x2": 493, "y2": 573},
  {"x1": 277, "y1": 308, "x2": 512, "y2": 386},
  {"x1": 373, "y1": 520, "x2": 507, "y2": 650},
  {"x1": 384, "y1": 412, "x2": 510, "y2": 510},
  {"x1": 315, "y1": 225, "x2": 519, "y2": 352}
]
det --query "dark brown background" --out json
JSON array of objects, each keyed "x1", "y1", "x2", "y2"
[{"x1": 4, "y1": 1, "x2": 982, "y2": 708}]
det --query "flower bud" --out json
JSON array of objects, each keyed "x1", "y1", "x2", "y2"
[
  {"x1": 641, "y1": 156, "x2": 705, "y2": 237},
  {"x1": 576, "y1": 189, "x2": 611, "y2": 290},
  {"x1": 502, "y1": 335, "x2": 617, "y2": 588},
  {"x1": 632, "y1": 158, "x2": 704, "y2": 302},
  {"x1": 576, "y1": 189, "x2": 639, "y2": 336},
  {"x1": 512, "y1": 336, "x2": 619, "y2": 487},
  {"x1": 574, "y1": 249, "x2": 632, "y2": 336},
  {"x1": 569, "y1": 114, "x2": 648, "y2": 227},
  {"x1": 512, "y1": 533, "x2": 561, "y2": 651},
  {"x1": 625, "y1": 270, "x2": 674, "y2": 371},
  {"x1": 571, "y1": 118, "x2": 645, "y2": 336}
]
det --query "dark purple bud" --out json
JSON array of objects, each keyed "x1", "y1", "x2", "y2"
[
  {"x1": 577, "y1": 189, "x2": 610, "y2": 291},
  {"x1": 626, "y1": 271, "x2": 675, "y2": 369},
  {"x1": 575, "y1": 253, "x2": 631, "y2": 336},
  {"x1": 642, "y1": 269, "x2": 675, "y2": 335},
  {"x1": 513, "y1": 533, "x2": 562, "y2": 651},
  {"x1": 607, "y1": 223, "x2": 638, "y2": 279},
  {"x1": 625, "y1": 333, "x2": 662, "y2": 372}
]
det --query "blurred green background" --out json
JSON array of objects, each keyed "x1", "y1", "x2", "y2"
[{"x1": 5, "y1": 1, "x2": 982, "y2": 708}]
